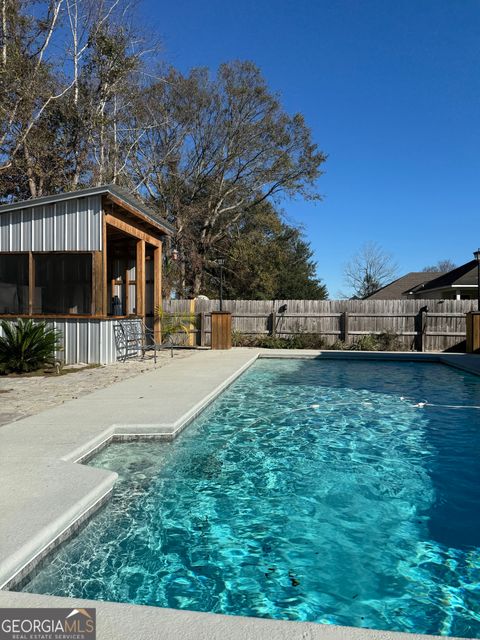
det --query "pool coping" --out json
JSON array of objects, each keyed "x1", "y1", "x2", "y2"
[{"x1": 1, "y1": 348, "x2": 478, "y2": 640}]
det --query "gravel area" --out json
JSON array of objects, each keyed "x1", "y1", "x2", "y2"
[{"x1": 0, "y1": 350, "x2": 196, "y2": 427}]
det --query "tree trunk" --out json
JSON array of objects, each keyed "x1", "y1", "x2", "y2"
[
  {"x1": 112, "y1": 94, "x2": 118, "y2": 183},
  {"x1": 1, "y1": 0, "x2": 7, "y2": 68},
  {"x1": 98, "y1": 118, "x2": 105, "y2": 185},
  {"x1": 24, "y1": 145, "x2": 38, "y2": 198},
  {"x1": 192, "y1": 269, "x2": 203, "y2": 297}
]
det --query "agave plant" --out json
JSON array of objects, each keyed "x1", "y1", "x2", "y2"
[
  {"x1": 0, "y1": 319, "x2": 61, "y2": 374},
  {"x1": 154, "y1": 307, "x2": 196, "y2": 345}
]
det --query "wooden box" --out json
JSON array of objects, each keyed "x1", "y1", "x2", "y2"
[
  {"x1": 466, "y1": 311, "x2": 480, "y2": 353},
  {"x1": 211, "y1": 311, "x2": 232, "y2": 350}
]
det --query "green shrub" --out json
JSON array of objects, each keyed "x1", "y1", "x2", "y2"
[
  {"x1": 347, "y1": 330, "x2": 404, "y2": 352},
  {"x1": 232, "y1": 333, "x2": 293, "y2": 348},
  {"x1": 154, "y1": 307, "x2": 196, "y2": 345},
  {"x1": 232, "y1": 332, "x2": 326, "y2": 349},
  {"x1": 376, "y1": 330, "x2": 404, "y2": 351},
  {"x1": 285, "y1": 333, "x2": 327, "y2": 349},
  {"x1": 0, "y1": 319, "x2": 61, "y2": 374},
  {"x1": 349, "y1": 334, "x2": 380, "y2": 351},
  {"x1": 231, "y1": 331, "x2": 258, "y2": 347},
  {"x1": 232, "y1": 330, "x2": 405, "y2": 351},
  {"x1": 257, "y1": 336, "x2": 294, "y2": 349}
]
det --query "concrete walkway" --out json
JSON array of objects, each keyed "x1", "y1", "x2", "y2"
[
  {"x1": 0, "y1": 348, "x2": 478, "y2": 640},
  {"x1": 0, "y1": 350, "x2": 195, "y2": 428}
]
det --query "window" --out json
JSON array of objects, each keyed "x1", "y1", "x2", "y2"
[
  {"x1": 0, "y1": 254, "x2": 29, "y2": 314},
  {"x1": 34, "y1": 253, "x2": 92, "y2": 314},
  {"x1": 0, "y1": 252, "x2": 93, "y2": 316}
]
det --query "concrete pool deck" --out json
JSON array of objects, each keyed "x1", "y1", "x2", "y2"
[
  {"x1": 1, "y1": 348, "x2": 479, "y2": 640},
  {"x1": 0, "y1": 591, "x2": 461, "y2": 640}
]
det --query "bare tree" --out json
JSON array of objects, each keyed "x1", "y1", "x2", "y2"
[
  {"x1": 342, "y1": 242, "x2": 398, "y2": 299},
  {"x1": 422, "y1": 259, "x2": 456, "y2": 273},
  {"x1": 0, "y1": 0, "x2": 72, "y2": 178},
  {"x1": 0, "y1": 0, "x2": 148, "y2": 196}
]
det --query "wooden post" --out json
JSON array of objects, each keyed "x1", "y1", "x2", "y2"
[
  {"x1": 28, "y1": 252, "x2": 34, "y2": 315},
  {"x1": 125, "y1": 268, "x2": 130, "y2": 315},
  {"x1": 415, "y1": 306, "x2": 428, "y2": 352},
  {"x1": 153, "y1": 244, "x2": 162, "y2": 341},
  {"x1": 200, "y1": 312, "x2": 206, "y2": 347},
  {"x1": 92, "y1": 251, "x2": 104, "y2": 316},
  {"x1": 466, "y1": 312, "x2": 472, "y2": 353},
  {"x1": 102, "y1": 216, "x2": 108, "y2": 316},
  {"x1": 342, "y1": 311, "x2": 349, "y2": 344},
  {"x1": 421, "y1": 307, "x2": 428, "y2": 352},
  {"x1": 188, "y1": 298, "x2": 196, "y2": 346},
  {"x1": 136, "y1": 239, "x2": 146, "y2": 318},
  {"x1": 270, "y1": 310, "x2": 277, "y2": 337},
  {"x1": 466, "y1": 311, "x2": 480, "y2": 353}
]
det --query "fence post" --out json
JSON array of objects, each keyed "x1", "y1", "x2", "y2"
[
  {"x1": 199, "y1": 312, "x2": 206, "y2": 347},
  {"x1": 188, "y1": 298, "x2": 196, "y2": 346},
  {"x1": 270, "y1": 310, "x2": 277, "y2": 337},
  {"x1": 416, "y1": 306, "x2": 428, "y2": 352},
  {"x1": 342, "y1": 311, "x2": 349, "y2": 344},
  {"x1": 421, "y1": 308, "x2": 428, "y2": 352}
]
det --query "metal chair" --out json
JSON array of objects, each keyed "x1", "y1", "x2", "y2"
[{"x1": 114, "y1": 319, "x2": 173, "y2": 363}]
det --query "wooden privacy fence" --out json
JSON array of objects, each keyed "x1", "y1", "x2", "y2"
[{"x1": 160, "y1": 299, "x2": 479, "y2": 352}]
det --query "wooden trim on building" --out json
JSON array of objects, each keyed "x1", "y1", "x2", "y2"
[
  {"x1": 106, "y1": 193, "x2": 170, "y2": 236},
  {"x1": 105, "y1": 212, "x2": 162, "y2": 247},
  {"x1": 92, "y1": 251, "x2": 104, "y2": 316},
  {"x1": 102, "y1": 215, "x2": 108, "y2": 316},
  {"x1": 153, "y1": 244, "x2": 162, "y2": 341},
  {"x1": 136, "y1": 239, "x2": 146, "y2": 318},
  {"x1": 28, "y1": 252, "x2": 34, "y2": 315},
  {"x1": 125, "y1": 269, "x2": 130, "y2": 315}
]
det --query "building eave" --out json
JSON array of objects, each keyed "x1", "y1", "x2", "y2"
[{"x1": 416, "y1": 284, "x2": 478, "y2": 295}]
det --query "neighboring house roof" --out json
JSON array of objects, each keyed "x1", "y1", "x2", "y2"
[
  {"x1": 365, "y1": 272, "x2": 440, "y2": 299},
  {"x1": 0, "y1": 184, "x2": 174, "y2": 235},
  {"x1": 418, "y1": 260, "x2": 478, "y2": 293}
]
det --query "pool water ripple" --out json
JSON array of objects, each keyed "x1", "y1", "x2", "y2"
[{"x1": 20, "y1": 359, "x2": 480, "y2": 637}]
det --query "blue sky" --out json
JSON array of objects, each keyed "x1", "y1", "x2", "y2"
[{"x1": 141, "y1": 0, "x2": 480, "y2": 295}]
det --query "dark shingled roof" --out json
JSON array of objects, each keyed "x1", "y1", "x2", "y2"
[
  {"x1": 418, "y1": 260, "x2": 478, "y2": 291},
  {"x1": 365, "y1": 272, "x2": 441, "y2": 299},
  {"x1": 0, "y1": 184, "x2": 174, "y2": 235}
]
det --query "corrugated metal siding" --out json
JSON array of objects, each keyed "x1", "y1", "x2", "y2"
[
  {"x1": 0, "y1": 318, "x2": 117, "y2": 365},
  {"x1": 0, "y1": 195, "x2": 103, "y2": 252}
]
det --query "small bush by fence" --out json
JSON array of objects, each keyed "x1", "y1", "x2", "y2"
[{"x1": 160, "y1": 299, "x2": 478, "y2": 352}]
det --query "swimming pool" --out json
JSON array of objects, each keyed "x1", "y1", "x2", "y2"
[{"x1": 20, "y1": 359, "x2": 480, "y2": 637}]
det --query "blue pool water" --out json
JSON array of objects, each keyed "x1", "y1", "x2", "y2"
[{"x1": 21, "y1": 359, "x2": 480, "y2": 636}]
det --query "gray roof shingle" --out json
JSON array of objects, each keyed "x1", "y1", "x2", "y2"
[
  {"x1": 365, "y1": 272, "x2": 441, "y2": 299},
  {"x1": 418, "y1": 260, "x2": 478, "y2": 291}
]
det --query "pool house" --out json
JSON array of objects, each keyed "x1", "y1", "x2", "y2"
[{"x1": 0, "y1": 185, "x2": 173, "y2": 364}]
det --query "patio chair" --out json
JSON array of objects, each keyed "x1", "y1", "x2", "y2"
[{"x1": 114, "y1": 318, "x2": 173, "y2": 364}]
